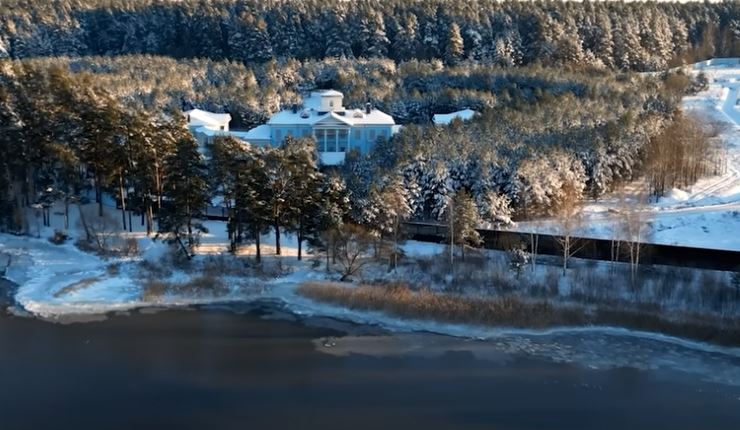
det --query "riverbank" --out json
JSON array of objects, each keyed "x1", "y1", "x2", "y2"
[
  {"x1": 0, "y1": 277, "x2": 18, "y2": 310},
  {"x1": 4, "y1": 230, "x2": 740, "y2": 351},
  {"x1": 297, "y1": 281, "x2": 740, "y2": 347}
]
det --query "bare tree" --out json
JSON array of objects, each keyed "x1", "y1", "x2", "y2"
[
  {"x1": 647, "y1": 113, "x2": 719, "y2": 197},
  {"x1": 77, "y1": 205, "x2": 118, "y2": 251},
  {"x1": 610, "y1": 185, "x2": 630, "y2": 273},
  {"x1": 619, "y1": 187, "x2": 652, "y2": 283},
  {"x1": 334, "y1": 224, "x2": 373, "y2": 281},
  {"x1": 553, "y1": 181, "x2": 585, "y2": 275}
]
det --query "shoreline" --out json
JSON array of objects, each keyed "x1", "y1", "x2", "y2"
[
  {"x1": 6, "y1": 283, "x2": 740, "y2": 358},
  {"x1": 296, "y1": 281, "x2": 740, "y2": 349}
]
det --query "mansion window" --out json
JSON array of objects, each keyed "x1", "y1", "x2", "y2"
[
  {"x1": 338, "y1": 129, "x2": 348, "y2": 152},
  {"x1": 315, "y1": 128, "x2": 350, "y2": 152}
]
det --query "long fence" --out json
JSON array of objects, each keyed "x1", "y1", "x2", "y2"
[
  {"x1": 404, "y1": 222, "x2": 740, "y2": 272},
  {"x1": 199, "y1": 206, "x2": 739, "y2": 271}
]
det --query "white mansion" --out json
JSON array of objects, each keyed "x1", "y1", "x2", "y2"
[{"x1": 187, "y1": 90, "x2": 401, "y2": 165}]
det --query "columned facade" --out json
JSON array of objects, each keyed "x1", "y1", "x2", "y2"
[{"x1": 313, "y1": 126, "x2": 350, "y2": 152}]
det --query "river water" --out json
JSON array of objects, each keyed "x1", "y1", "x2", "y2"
[{"x1": 1, "y1": 282, "x2": 740, "y2": 429}]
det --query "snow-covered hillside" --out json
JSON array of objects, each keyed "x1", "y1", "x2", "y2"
[{"x1": 515, "y1": 58, "x2": 740, "y2": 251}]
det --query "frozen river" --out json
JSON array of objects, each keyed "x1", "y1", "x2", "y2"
[{"x1": 1, "y1": 286, "x2": 739, "y2": 430}]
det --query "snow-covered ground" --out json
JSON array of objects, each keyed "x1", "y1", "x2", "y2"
[
  {"x1": 0, "y1": 199, "x2": 318, "y2": 319},
  {"x1": 515, "y1": 59, "x2": 740, "y2": 251}
]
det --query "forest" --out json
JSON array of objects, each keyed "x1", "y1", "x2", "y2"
[
  {"x1": 1, "y1": 0, "x2": 738, "y2": 71},
  {"x1": 0, "y1": 0, "x2": 731, "y2": 260}
]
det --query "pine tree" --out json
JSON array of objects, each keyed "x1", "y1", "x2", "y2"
[
  {"x1": 445, "y1": 22, "x2": 464, "y2": 65},
  {"x1": 446, "y1": 190, "x2": 481, "y2": 265},
  {"x1": 210, "y1": 136, "x2": 249, "y2": 252},
  {"x1": 324, "y1": 11, "x2": 353, "y2": 59},
  {"x1": 285, "y1": 137, "x2": 323, "y2": 260},
  {"x1": 234, "y1": 145, "x2": 271, "y2": 262},
  {"x1": 158, "y1": 132, "x2": 210, "y2": 258},
  {"x1": 391, "y1": 14, "x2": 418, "y2": 61},
  {"x1": 229, "y1": 12, "x2": 274, "y2": 64},
  {"x1": 369, "y1": 174, "x2": 412, "y2": 269},
  {"x1": 76, "y1": 88, "x2": 124, "y2": 217},
  {"x1": 357, "y1": 12, "x2": 389, "y2": 58},
  {"x1": 263, "y1": 140, "x2": 294, "y2": 256}
]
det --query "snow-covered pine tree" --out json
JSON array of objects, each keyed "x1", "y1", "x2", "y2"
[
  {"x1": 284, "y1": 137, "x2": 323, "y2": 260},
  {"x1": 158, "y1": 132, "x2": 210, "y2": 258},
  {"x1": 228, "y1": 12, "x2": 274, "y2": 64},
  {"x1": 209, "y1": 136, "x2": 248, "y2": 252},
  {"x1": 391, "y1": 14, "x2": 418, "y2": 61},
  {"x1": 445, "y1": 22, "x2": 464, "y2": 65},
  {"x1": 366, "y1": 174, "x2": 412, "y2": 269},
  {"x1": 446, "y1": 190, "x2": 481, "y2": 264}
]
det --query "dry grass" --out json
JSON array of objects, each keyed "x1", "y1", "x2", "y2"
[
  {"x1": 298, "y1": 281, "x2": 585, "y2": 328},
  {"x1": 141, "y1": 274, "x2": 228, "y2": 301},
  {"x1": 297, "y1": 281, "x2": 740, "y2": 346}
]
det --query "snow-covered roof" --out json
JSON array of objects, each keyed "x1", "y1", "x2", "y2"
[
  {"x1": 268, "y1": 107, "x2": 395, "y2": 126},
  {"x1": 193, "y1": 127, "x2": 252, "y2": 142},
  {"x1": 268, "y1": 89, "x2": 394, "y2": 126},
  {"x1": 301, "y1": 90, "x2": 344, "y2": 110},
  {"x1": 243, "y1": 124, "x2": 271, "y2": 141},
  {"x1": 432, "y1": 109, "x2": 479, "y2": 125},
  {"x1": 315, "y1": 89, "x2": 343, "y2": 97},
  {"x1": 185, "y1": 109, "x2": 231, "y2": 128}
]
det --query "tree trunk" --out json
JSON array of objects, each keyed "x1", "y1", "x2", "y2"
[
  {"x1": 187, "y1": 215, "x2": 193, "y2": 249},
  {"x1": 154, "y1": 160, "x2": 163, "y2": 211},
  {"x1": 274, "y1": 221, "x2": 281, "y2": 255},
  {"x1": 176, "y1": 234, "x2": 191, "y2": 260},
  {"x1": 146, "y1": 202, "x2": 153, "y2": 236},
  {"x1": 77, "y1": 203, "x2": 91, "y2": 242},
  {"x1": 96, "y1": 171, "x2": 104, "y2": 217},
  {"x1": 255, "y1": 230, "x2": 261, "y2": 263},
  {"x1": 530, "y1": 232, "x2": 539, "y2": 273},
  {"x1": 64, "y1": 199, "x2": 70, "y2": 230},
  {"x1": 392, "y1": 218, "x2": 399, "y2": 270},
  {"x1": 118, "y1": 174, "x2": 127, "y2": 231},
  {"x1": 297, "y1": 219, "x2": 303, "y2": 261},
  {"x1": 326, "y1": 240, "x2": 331, "y2": 272}
]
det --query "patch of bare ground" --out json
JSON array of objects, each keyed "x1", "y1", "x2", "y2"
[{"x1": 297, "y1": 281, "x2": 740, "y2": 346}]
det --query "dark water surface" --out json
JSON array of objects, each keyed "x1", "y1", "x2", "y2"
[{"x1": 1, "y1": 294, "x2": 740, "y2": 429}]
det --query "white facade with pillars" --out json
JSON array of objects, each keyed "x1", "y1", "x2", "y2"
[{"x1": 246, "y1": 90, "x2": 401, "y2": 165}]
